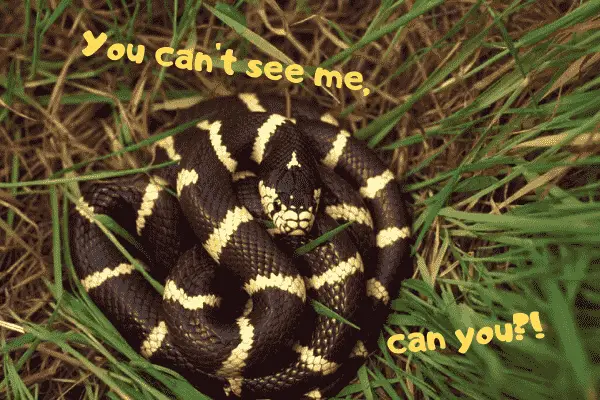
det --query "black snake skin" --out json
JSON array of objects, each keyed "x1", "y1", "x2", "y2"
[{"x1": 69, "y1": 93, "x2": 412, "y2": 399}]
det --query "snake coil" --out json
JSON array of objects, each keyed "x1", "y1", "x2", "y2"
[{"x1": 70, "y1": 93, "x2": 412, "y2": 399}]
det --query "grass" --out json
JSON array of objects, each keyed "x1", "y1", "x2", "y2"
[{"x1": 1, "y1": 0, "x2": 600, "y2": 399}]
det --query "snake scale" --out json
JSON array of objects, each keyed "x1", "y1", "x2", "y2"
[{"x1": 69, "y1": 93, "x2": 412, "y2": 399}]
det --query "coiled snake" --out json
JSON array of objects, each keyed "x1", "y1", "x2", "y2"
[{"x1": 70, "y1": 93, "x2": 412, "y2": 399}]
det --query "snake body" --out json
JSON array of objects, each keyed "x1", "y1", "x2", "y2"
[{"x1": 70, "y1": 93, "x2": 412, "y2": 399}]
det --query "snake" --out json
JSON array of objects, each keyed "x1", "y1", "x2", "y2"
[{"x1": 69, "y1": 93, "x2": 412, "y2": 399}]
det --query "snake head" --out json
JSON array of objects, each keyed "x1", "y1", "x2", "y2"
[{"x1": 258, "y1": 162, "x2": 321, "y2": 236}]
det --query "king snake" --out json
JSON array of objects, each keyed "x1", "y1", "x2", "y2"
[{"x1": 69, "y1": 93, "x2": 412, "y2": 399}]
